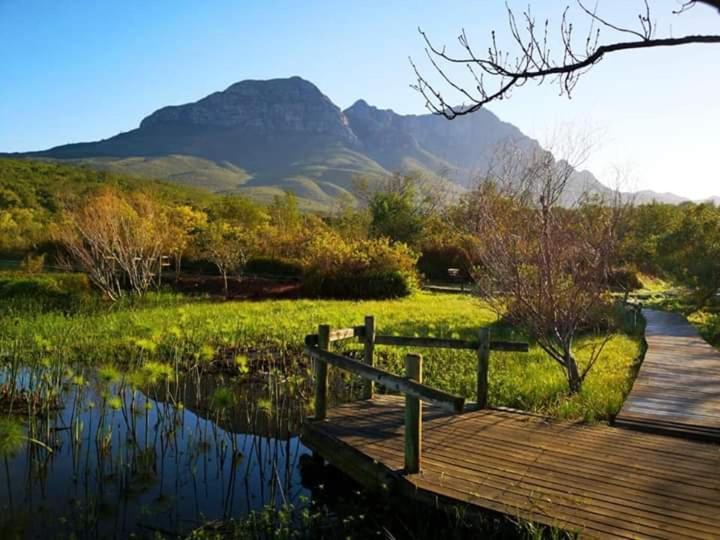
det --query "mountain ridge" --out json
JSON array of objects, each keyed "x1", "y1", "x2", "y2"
[{"x1": 5, "y1": 76, "x2": 712, "y2": 208}]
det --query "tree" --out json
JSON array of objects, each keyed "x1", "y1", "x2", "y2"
[
  {"x1": 269, "y1": 192, "x2": 301, "y2": 230},
  {"x1": 357, "y1": 173, "x2": 445, "y2": 246},
  {"x1": 618, "y1": 202, "x2": 682, "y2": 274},
  {"x1": 661, "y1": 203, "x2": 720, "y2": 307},
  {"x1": 198, "y1": 222, "x2": 254, "y2": 299},
  {"x1": 207, "y1": 195, "x2": 269, "y2": 230},
  {"x1": 463, "y1": 145, "x2": 625, "y2": 394},
  {"x1": 54, "y1": 190, "x2": 174, "y2": 300},
  {"x1": 412, "y1": 1, "x2": 720, "y2": 117},
  {"x1": 165, "y1": 205, "x2": 208, "y2": 280},
  {"x1": 0, "y1": 208, "x2": 46, "y2": 254}
]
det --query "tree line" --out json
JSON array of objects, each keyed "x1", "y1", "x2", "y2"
[{"x1": 2, "y1": 156, "x2": 719, "y2": 395}]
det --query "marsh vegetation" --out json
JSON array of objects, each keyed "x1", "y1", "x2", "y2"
[
  {"x1": 0, "y1": 285, "x2": 642, "y2": 538},
  {"x1": 2, "y1": 155, "x2": 717, "y2": 538}
]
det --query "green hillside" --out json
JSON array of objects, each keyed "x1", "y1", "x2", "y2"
[
  {"x1": 0, "y1": 157, "x2": 214, "y2": 212},
  {"x1": 70, "y1": 155, "x2": 252, "y2": 192}
]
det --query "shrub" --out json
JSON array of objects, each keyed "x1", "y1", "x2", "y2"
[
  {"x1": 607, "y1": 267, "x2": 643, "y2": 292},
  {"x1": 245, "y1": 257, "x2": 303, "y2": 278},
  {"x1": 0, "y1": 272, "x2": 92, "y2": 312},
  {"x1": 20, "y1": 253, "x2": 45, "y2": 274},
  {"x1": 303, "y1": 269, "x2": 414, "y2": 299},
  {"x1": 300, "y1": 231, "x2": 417, "y2": 299},
  {"x1": 417, "y1": 244, "x2": 474, "y2": 281}
]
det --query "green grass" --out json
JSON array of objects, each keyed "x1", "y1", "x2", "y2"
[
  {"x1": 0, "y1": 288, "x2": 642, "y2": 422},
  {"x1": 688, "y1": 307, "x2": 720, "y2": 348},
  {"x1": 74, "y1": 155, "x2": 252, "y2": 192}
]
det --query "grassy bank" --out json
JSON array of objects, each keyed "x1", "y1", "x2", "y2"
[{"x1": 0, "y1": 285, "x2": 642, "y2": 421}]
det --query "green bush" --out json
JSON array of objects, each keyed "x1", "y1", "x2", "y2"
[
  {"x1": 607, "y1": 267, "x2": 643, "y2": 292},
  {"x1": 417, "y1": 244, "x2": 473, "y2": 281},
  {"x1": 245, "y1": 256, "x2": 303, "y2": 277},
  {"x1": 299, "y1": 231, "x2": 417, "y2": 299},
  {"x1": 0, "y1": 272, "x2": 93, "y2": 312},
  {"x1": 303, "y1": 269, "x2": 413, "y2": 299}
]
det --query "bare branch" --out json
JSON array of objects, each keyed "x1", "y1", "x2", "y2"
[{"x1": 411, "y1": 1, "x2": 720, "y2": 117}]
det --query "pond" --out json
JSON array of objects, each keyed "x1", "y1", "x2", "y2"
[
  {"x1": 0, "y1": 358, "x2": 520, "y2": 539},
  {"x1": 0, "y1": 364, "x2": 318, "y2": 539}
]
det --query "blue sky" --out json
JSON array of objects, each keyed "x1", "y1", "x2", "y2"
[{"x1": 1, "y1": 1, "x2": 718, "y2": 198}]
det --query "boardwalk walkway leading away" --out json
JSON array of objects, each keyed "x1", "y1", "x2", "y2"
[
  {"x1": 302, "y1": 312, "x2": 720, "y2": 538},
  {"x1": 304, "y1": 395, "x2": 720, "y2": 539},
  {"x1": 615, "y1": 309, "x2": 720, "y2": 441}
]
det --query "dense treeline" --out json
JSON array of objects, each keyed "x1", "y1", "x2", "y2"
[
  {"x1": 620, "y1": 202, "x2": 720, "y2": 306},
  {"x1": 0, "y1": 159, "x2": 418, "y2": 299},
  {"x1": 0, "y1": 158, "x2": 212, "y2": 255},
  {"x1": 5, "y1": 156, "x2": 718, "y2": 395},
  {"x1": 2, "y1": 158, "x2": 719, "y2": 306}
]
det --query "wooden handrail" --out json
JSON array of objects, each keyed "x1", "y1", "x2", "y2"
[
  {"x1": 404, "y1": 353, "x2": 422, "y2": 473},
  {"x1": 305, "y1": 316, "x2": 529, "y2": 474},
  {"x1": 305, "y1": 332, "x2": 529, "y2": 353},
  {"x1": 305, "y1": 326, "x2": 364, "y2": 346},
  {"x1": 373, "y1": 334, "x2": 529, "y2": 352},
  {"x1": 305, "y1": 345, "x2": 465, "y2": 413}
]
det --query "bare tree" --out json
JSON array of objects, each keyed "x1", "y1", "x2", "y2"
[
  {"x1": 54, "y1": 190, "x2": 173, "y2": 300},
  {"x1": 462, "y1": 141, "x2": 627, "y2": 394},
  {"x1": 412, "y1": 1, "x2": 720, "y2": 118},
  {"x1": 198, "y1": 222, "x2": 253, "y2": 299}
]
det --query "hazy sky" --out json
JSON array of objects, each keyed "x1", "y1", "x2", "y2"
[{"x1": 1, "y1": 1, "x2": 718, "y2": 198}]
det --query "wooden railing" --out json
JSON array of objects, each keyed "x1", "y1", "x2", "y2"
[{"x1": 303, "y1": 316, "x2": 528, "y2": 473}]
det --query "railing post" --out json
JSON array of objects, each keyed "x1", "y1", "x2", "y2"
[
  {"x1": 404, "y1": 353, "x2": 422, "y2": 474},
  {"x1": 362, "y1": 315, "x2": 375, "y2": 399},
  {"x1": 476, "y1": 328, "x2": 490, "y2": 409},
  {"x1": 314, "y1": 324, "x2": 330, "y2": 420}
]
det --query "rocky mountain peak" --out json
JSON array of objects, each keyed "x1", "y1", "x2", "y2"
[{"x1": 139, "y1": 76, "x2": 357, "y2": 143}]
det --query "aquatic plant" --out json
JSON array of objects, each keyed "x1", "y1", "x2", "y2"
[{"x1": 0, "y1": 292, "x2": 642, "y2": 421}]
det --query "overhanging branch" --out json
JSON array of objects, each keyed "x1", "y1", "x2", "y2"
[{"x1": 411, "y1": 1, "x2": 720, "y2": 118}]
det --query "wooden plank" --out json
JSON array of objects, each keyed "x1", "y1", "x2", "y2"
[
  {"x1": 404, "y1": 353, "x2": 422, "y2": 474},
  {"x1": 371, "y1": 334, "x2": 528, "y2": 352},
  {"x1": 313, "y1": 324, "x2": 330, "y2": 420},
  {"x1": 476, "y1": 328, "x2": 490, "y2": 408},
  {"x1": 328, "y1": 397, "x2": 720, "y2": 464},
  {"x1": 362, "y1": 315, "x2": 375, "y2": 399},
  {"x1": 304, "y1": 346, "x2": 465, "y2": 413},
  {"x1": 335, "y1": 416, "x2": 720, "y2": 496},
  {"x1": 329, "y1": 327, "x2": 359, "y2": 342},
  {"x1": 305, "y1": 399, "x2": 720, "y2": 540},
  {"x1": 305, "y1": 325, "x2": 365, "y2": 346},
  {"x1": 488, "y1": 340, "x2": 530, "y2": 352},
  {"x1": 374, "y1": 334, "x2": 478, "y2": 349},
  {"x1": 322, "y1": 403, "x2": 720, "y2": 493},
  {"x1": 300, "y1": 424, "x2": 397, "y2": 492},
  {"x1": 616, "y1": 309, "x2": 720, "y2": 440},
  {"x1": 307, "y1": 328, "x2": 528, "y2": 352}
]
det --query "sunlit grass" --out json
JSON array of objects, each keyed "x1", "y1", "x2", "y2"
[{"x1": 0, "y1": 291, "x2": 642, "y2": 421}]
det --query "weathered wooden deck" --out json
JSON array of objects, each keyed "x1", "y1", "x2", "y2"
[
  {"x1": 303, "y1": 395, "x2": 720, "y2": 539},
  {"x1": 615, "y1": 309, "x2": 720, "y2": 441},
  {"x1": 301, "y1": 311, "x2": 720, "y2": 538}
]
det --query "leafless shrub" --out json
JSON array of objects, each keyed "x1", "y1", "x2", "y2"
[
  {"x1": 462, "y1": 139, "x2": 629, "y2": 393},
  {"x1": 54, "y1": 190, "x2": 174, "y2": 300}
]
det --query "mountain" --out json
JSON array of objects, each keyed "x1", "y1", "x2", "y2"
[
  {"x1": 7, "y1": 76, "x2": 708, "y2": 208},
  {"x1": 631, "y1": 190, "x2": 692, "y2": 205}
]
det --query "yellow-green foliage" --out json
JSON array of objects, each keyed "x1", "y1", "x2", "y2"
[
  {"x1": 0, "y1": 291, "x2": 642, "y2": 421},
  {"x1": 688, "y1": 309, "x2": 720, "y2": 347},
  {"x1": 301, "y1": 230, "x2": 418, "y2": 298}
]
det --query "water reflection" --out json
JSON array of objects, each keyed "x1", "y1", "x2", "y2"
[{"x1": 0, "y1": 366, "x2": 311, "y2": 539}]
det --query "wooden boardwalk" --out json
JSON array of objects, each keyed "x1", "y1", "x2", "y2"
[
  {"x1": 303, "y1": 396, "x2": 720, "y2": 539},
  {"x1": 615, "y1": 309, "x2": 720, "y2": 441}
]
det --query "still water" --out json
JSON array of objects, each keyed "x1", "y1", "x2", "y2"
[{"x1": 0, "y1": 367, "x2": 313, "y2": 539}]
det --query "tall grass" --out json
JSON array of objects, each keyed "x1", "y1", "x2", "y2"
[{"x1": 0, "y1": 287, "x2": 643, "y2": 421}]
